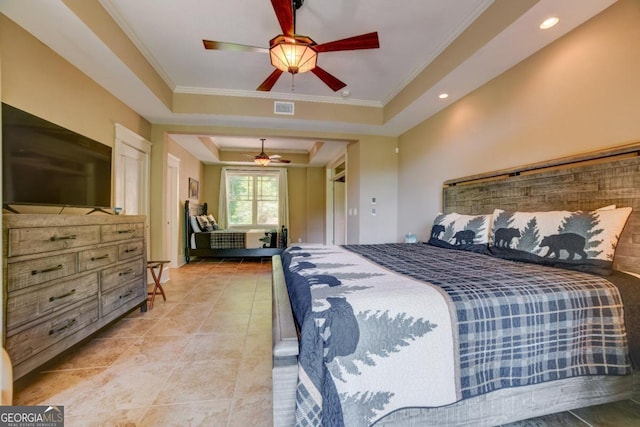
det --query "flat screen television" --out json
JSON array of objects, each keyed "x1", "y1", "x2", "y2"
[{"x1": 2, "y1": 103, "x2": 112, "y2": 209}]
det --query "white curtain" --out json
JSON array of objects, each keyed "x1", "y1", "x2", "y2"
[
  {"x1": 218, "y1": 167, "x2": 230, "y2": 229},
  {"x1": 278, "y1": 168, "x2": 289, "y2": 236},
  {"x1": 218, "y1": 167, "x2": 289, "y2": 232}
]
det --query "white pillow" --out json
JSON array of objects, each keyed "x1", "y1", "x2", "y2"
[
  {"x1": 489, "y1": 207, "x2": 632, "y2": 275},
  {"x1": 428, "y1": 212, "x2": 492, "y2": 253},
  {"x1": 190, "y1": 216, "x2": 201, "y2": 232}
]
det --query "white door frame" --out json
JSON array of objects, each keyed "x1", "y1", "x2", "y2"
[
  {"x1": 325, "y1": 154, "x2": 347, "y2": 245},
  {"x1": 166, "y1": 154, "x2": 180, "y2": 267},
  {"x1": 113, "y1": 123, "x2": 151, "y2": 251}
]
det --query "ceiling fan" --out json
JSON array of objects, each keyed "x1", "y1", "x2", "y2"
[
  {"x1": 251, "y1": 138, "x2": 291, "y2": 166},
  {"x1": 202, "y1": 0, "x2": 380, "y2": 92}
]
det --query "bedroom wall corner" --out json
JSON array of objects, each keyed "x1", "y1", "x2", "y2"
[
  {"x1": 346, "y1": 136, "x2": 399, "y2": 244},
  {"x1": 287, "y1": 167, "x2": 325, "y2": 244},
  {"x1": 396, "y1": 0, "x2": 640, "y2": 242},
  {"x1": 305, "y1": 167, "x2": 326, "y2": 243}
]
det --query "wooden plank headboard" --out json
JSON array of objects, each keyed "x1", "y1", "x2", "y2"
[{"x1": 442, "y1": 143, "x2": 640, "y2": 276}]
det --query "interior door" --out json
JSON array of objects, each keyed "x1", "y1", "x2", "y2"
[
  {"x1": 120, "y1": 144, "x2": 146, "y2": 215},
  {"x1": 166, "y1": 154, "x2": 180, "y2": 267}
]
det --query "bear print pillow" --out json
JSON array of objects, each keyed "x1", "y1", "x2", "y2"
[
  {"x1": 427, "y1": 212, "x2": 492, "y2": 254},
  {"x1": 489, "y1": 207, "x2": 632, "y2": 275}
]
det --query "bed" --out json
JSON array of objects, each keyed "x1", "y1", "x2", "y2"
[
  {"x1": 272, "y1": 143, "x2": 640, "y2": 427},
  {"x1": 184, "y1": 200, "x2": 287, "y2": 262}
]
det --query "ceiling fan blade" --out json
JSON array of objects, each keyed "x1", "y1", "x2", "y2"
[
  {"x1": 314, "y1": 32, "x2": 380, "y2": 53},
  {"x1": 311, "y1": 67, "x2": 347, "y2": 92},
  {"x1": 203, "y1": 40, "x2": 268, "y2": 53},
  {"x1": 271, "y1": 0, "x2": 294, "y2": 38},
  {"x1": 257, "y1": 69, "x2": 284, "y2": 91},
  {"x1": 271, "y1": 158, "x2": 291, "y2": 163}
]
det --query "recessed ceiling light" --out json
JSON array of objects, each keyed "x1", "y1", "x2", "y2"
[
  {"x1": 438, "y1": 93, "x2": 449, "y2": 99},
  {"x1": 540, "y1": 17, "x2": 559, "y2": 30}
]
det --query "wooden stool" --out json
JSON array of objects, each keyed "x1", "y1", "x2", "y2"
[{"x1": 147, "y1": 260, "x2": 170, "y2": 309}]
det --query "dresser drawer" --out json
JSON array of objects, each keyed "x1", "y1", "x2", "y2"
[
  {"x1": 100, "y1": 259, "x2": 145, "y2": 292},
  {"x1": 118, "y1": 240, "x2": 145, "y2": 261},
  {"x1": 79, "y1": 246, "x2": 118, "y2": 272},
  {"x1": 101, "y1": 223, "x2": 144, "y2": 243},
  {"x1": 5, "y1": 273, "x2": 99, "y2": 331},
  {"x1": 101, "y1": 282, "x2": 145, "y2": 317},
  {"x1": 8, "y1": 225, "x2": 101, "y2": 257},
  {"x1": 5, "y1": 300, "x2": 99, "y2": 365},
  {"x1": 7, "y1": 253, "x2": 78, "y2": 293}
]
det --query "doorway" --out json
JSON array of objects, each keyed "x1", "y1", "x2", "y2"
[
  {"x1": 113, "y1": 124, "x2": 150, "y2": 219},
  {"x1": 166, "y1": 154, "x2": 180, "y2": 267},
  {"x1": 333, "y1": 177, "x2": 346, "y2": 245},
  {"x1": 327, "y1": 157, "x2": 346, "y2": 245}
]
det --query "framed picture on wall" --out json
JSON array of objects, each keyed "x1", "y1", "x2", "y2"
[{"x1": 189, "y1": 178, "x2": 199, "y2": 200}]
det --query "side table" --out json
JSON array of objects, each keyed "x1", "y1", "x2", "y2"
[{"x1": 147, "y1": 260, "x2": 170, "y2": 309}]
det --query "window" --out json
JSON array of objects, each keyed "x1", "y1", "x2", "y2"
[{"x1": 226, "y1": 171, "x2": 279, "y2": 226}]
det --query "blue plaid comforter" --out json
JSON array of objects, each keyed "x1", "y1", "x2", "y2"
[
  {"x1": 282, "y1": 243, "x2": 631, "y2": 426},
  {"x1": 344, "y1": 243, "x2": 631, "y2": 399}
]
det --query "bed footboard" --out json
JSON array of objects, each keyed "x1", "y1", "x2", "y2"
[{"x1": 272, "y1": 255, "x2": 298, "y2": 427}]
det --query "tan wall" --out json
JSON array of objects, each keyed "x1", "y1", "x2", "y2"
[
  {"x1": 397, "y1": 0, "x2": 640, "y2": 241},
  {"x1": 303, "y1": 167, "x2": 326, "y2": 243},
  {"x1": 345, "y1": 135, "x2": 399, "y2": 244},
  {"x1": 0, "y1": 16, "x2": 150, "y2": 146}
]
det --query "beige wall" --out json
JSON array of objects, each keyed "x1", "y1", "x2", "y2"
[
  {"x1": 397, "y1": 0, "x2": 640, "y2": 241},
  {"x1": 0, "y1": 16, "x2": 150, "y2": 147},
  {"x1": 346, "y1": 136, "x2": 399, "y2": 244}
]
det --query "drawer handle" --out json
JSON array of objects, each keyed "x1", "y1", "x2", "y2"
[
  {"x1": 124, "y1": 247, "x2": 139, "y2": 253},
  {"x1": 119, "y1": 269, "x2": 134, "y2": 276},
  {"x1": 119, "y1": 289, "x2": 134, "y2": 299},
  {"x1": 32, "y1": 264, "x2": 63, "y2": 275},
  {"x1": 118, "y1": 229, "x2": 135, "y2": 234},
  {"x1": 50, "y1": 234, "x2": 77, "y2": 241},
  {"x1": 49, "y1": 318, "x2": 76, "y2": 336},
  {"x1": 49, "y1": 289, "x2": 76, "y2": 302},
  {"x1": 91, "y1": 254, "x2": 110, "y2": 261}
]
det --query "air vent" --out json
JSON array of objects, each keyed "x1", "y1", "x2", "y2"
[{"x1": 274, "y1": 101, "x2": 294, "y2": 115}]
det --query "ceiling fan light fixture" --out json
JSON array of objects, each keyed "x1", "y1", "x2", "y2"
[
  {"x1": 254, "y1": 138, "x2": 272, "y2": 166},
  {"x1": 269, "y1": 35, "x2": 317, "y2": 74},
  {"x1": 254, "y1": 155, "x2": 271, "y2": 166}
]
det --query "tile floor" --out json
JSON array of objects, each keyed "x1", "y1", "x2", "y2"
[
  {"x1": 13, "y1": 258, "x2": 274, "y2": 426},
  {"x1": 12, "y1": 258, "x2": 640, "y2": 426}
]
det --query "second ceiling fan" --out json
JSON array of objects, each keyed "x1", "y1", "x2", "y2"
[
  {"x1": 203, "y1": 0, "x2": 380, "y2": 92},
  {"x1": 251, "y1": 138, "x2": 291, "y2": 166}
]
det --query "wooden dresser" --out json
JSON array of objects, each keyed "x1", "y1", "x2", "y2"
[{"x1": 2, "y1": 214, "x2": 147, "y2": 379}]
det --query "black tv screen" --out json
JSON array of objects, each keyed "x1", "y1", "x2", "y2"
[{"x1": 2, "y1": 103, "x2": 112, "y2": 209}]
